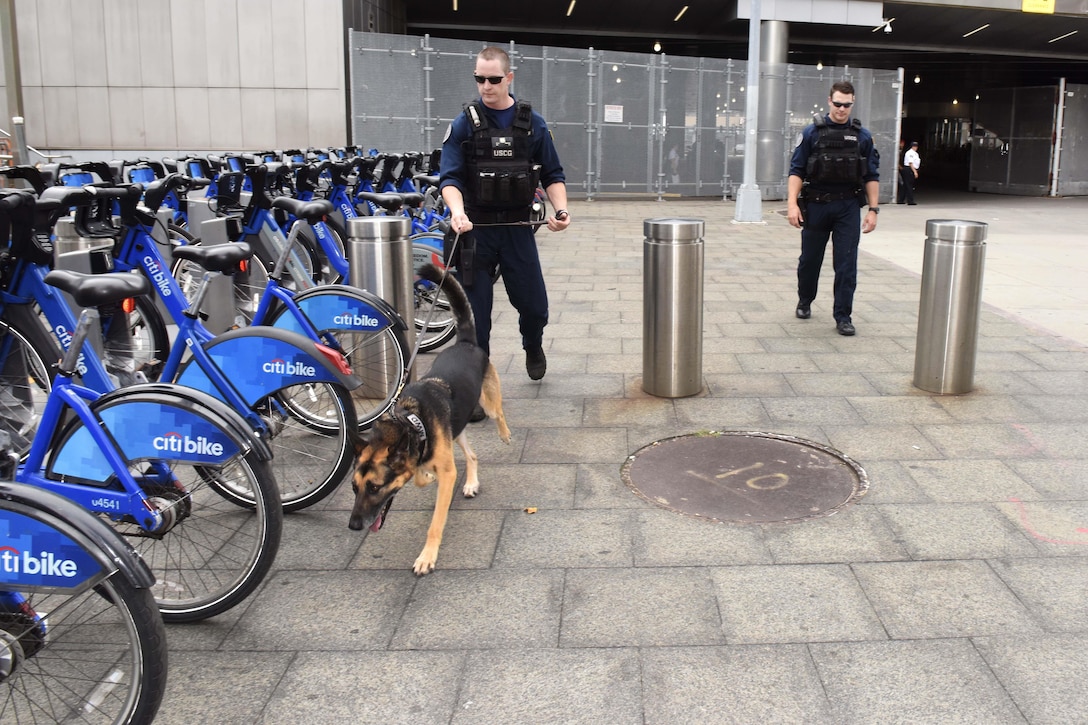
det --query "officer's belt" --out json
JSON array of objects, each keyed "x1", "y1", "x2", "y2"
[
  {"x1": 469, "y1": 208, "x2": 531, "y2": 224},
  {"x1": 804, "y1": 189, "x2": 859, "y2": 203}
]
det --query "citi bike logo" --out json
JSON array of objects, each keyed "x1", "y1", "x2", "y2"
[
  {"x1": 53, "y1": 324, "x2": 87, "y2": 375},
  {"x1": 0, "y1": 545, "x2": 79, "y2": 578},
  {"x1": 153, "y1": 431, "x2": 225, "y2": 456},
  {"x1": 143, "y1": 255, "x2": 173, "y2": 297},
  {"x1": 262, "y1": 357, "x2": 317, "y2": 377},
  {"x1": 332, "y1": 310, "x2": 380, "y2": 328}
]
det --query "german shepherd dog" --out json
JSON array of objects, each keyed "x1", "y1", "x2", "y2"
[{"x1": 348, "y1": 262, "x2": 511, "y2": 575}]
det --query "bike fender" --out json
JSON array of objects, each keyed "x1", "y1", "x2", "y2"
[
  {"x1": 0, "y1": 481, "x2": 156, "y2": 589},
  {"x1": 280, "y1": 284, "x2": 408, "y2": 335},
  {"x1": 117, "y1": 383, "x2": 274, "y2": 461},
  {"x1": 175, "y1": 326, "x2": 362, "y2": 407},
  {"x1": 46, "y1": 390, "x2": 258, "y2": 484}
]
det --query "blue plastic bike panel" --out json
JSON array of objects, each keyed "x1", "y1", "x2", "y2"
[
  {"x1": 276, "y1": 292, "x2": 393, "y2": 336},
  {"x1": 0, "y1": 510, "x2": 102, "y2": 589},
  {"x1": 49, "y1": 400, "x2": 243, "y2": 481},
  {"x1": 175, "y1": 329, "x2": 349, "y2": 407}
]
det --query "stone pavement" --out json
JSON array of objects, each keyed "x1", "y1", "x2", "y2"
[{"x1": 157, "y1": 190, "x2": 1088, "y2": 724}]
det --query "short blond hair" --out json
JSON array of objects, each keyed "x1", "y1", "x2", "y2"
[{"x1": 477, "y1": 46, "x2": 510, "y2": 75}]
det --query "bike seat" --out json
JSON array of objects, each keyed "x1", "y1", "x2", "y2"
[
  {"x1": 397, "y1": 192, "x2": 424, "y2": 209},
  {"x1": 270, "y1": 196, "x2": 334, "y2": 223},
  {"x1": 356, "y1": 191, "x2": 404, "y2": 212},
  {"x1": 172, "y1": 241, "x2": 253, "y2": 273},
  {"x1": 44, "y1": 269, "x2": 151, "y2": 308},
  {"x1": 413, "y1": 174, "x2": 439, "y2": 188}
]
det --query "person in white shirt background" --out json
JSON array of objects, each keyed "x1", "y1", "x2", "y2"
[{"x1": 898, "y1": 140, "x2": 920, "y2": 205}]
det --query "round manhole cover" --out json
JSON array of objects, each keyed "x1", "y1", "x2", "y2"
[{"x1": 621, "y1": 431, "x2": 868, "y2": 524}]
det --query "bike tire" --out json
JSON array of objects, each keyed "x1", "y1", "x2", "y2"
[
  {"x1": 256, "y1": 381, "x2": 357, "y2": 512},
  {"x1": 0, "y1": 313, "x2": 59, "y2": 456},
  {"x1": 0, "y1": 573, "x2": 168, "y2": 724},
  {"x1": 103, "y1": 295, "x2": 170, "y2": 384},
  {"x1": 410, "y1": 235, "x2": 458, "y2": 352},
  {"x1": 126, "y1": 451, "x2": 282, "y2": 622},
  {"x1": 265, "y1": 300, "x2": 409, "y2": 430},
  {"x1": 297, "y1": 217, "x2": 348, "y2": 286}
]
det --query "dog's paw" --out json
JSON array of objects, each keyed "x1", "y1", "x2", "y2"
[
  {"x1": 462, "y1": 480, "x2": 479, "y2": 498},
  {"x1": 498, "y1": 423, "x2": 512, "y2": 444},
  {"x1": 412, "y1": 554, "x2": 437, "y2": 576}
]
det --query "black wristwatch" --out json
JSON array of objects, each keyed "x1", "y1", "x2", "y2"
[
  {"x1": 868, "y1": 207, "x2": 880, "y2": 214},
  {"x1": 555, "y1": 209, "x2": 569, "y2": 220}
]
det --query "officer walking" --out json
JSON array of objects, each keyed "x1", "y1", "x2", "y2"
[
  {"x1": 439, "y1": 46, "x2": 570, "y2": 387},
  {"x1": 786, "y1": 80, "x2": 880, "y2": 336}
]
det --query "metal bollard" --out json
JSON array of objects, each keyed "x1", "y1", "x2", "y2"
[
  {"x1": 642, "y1": 218, "x2": 705, "y2": 397},
  {"x1": 346, "y1": 216, "x2": 417, "y2": 383},
  {"x1": 913, "y1": 219, "x2": 988, "y2": 394}
]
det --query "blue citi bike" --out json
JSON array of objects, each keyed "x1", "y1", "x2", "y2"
[
  {"x1": 44, "y1": 177, "x2": 364, "y2": 511},
  {"x1": 165, "y1": 176, "x2": 412, "y2": 433},
  {"x1": 0, "y1": 191, "x2": 283, "y2": 624}
]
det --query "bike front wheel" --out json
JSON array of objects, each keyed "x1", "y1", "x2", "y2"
[
  {"x1": 257, "y1": 382, "x2": 358, "y2": 512},
  {"x1": 0, "y1": 573, "x2": 168, "y2": 724}
]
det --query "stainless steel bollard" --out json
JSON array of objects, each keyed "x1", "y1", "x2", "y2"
[
  {"x1": 643, "y1": 218, "x2": 704, "y2": 397},
  {"x1": 346, "y1": 216, "x2": 417, "y2": 384},
  {"x1": 913, "y1": 219, "x2": 988, "y2": 394}
]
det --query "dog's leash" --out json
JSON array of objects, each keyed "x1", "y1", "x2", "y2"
[{"x1": 397, "y1": 219, "x2": 549, "y2": 400}]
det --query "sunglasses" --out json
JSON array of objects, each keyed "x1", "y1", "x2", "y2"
[
  {"x1": 831, "y1": 101, "x2": 854, "y2": 108},
  {"x1": 473, "y1": 74, "x2": 506, "y2": 85}
]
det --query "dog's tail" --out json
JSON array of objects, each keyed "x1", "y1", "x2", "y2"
[{"x1": 417, "y1": 262, "x2": 477, "y2": 346}]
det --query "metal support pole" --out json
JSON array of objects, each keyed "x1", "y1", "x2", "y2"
[
  {"x1": 733, "y1": 0, "x2": 762, "y2": 222},
  {"x1": 1, "y1": 0, "x2": 28, "y2": 167},
  {"x1": 757, "y1": 20, "x2": 787, "y2": 196}
]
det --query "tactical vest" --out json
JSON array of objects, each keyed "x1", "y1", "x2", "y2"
[
  {"x1": 463, "y1": 100, "x2": 541, "y2": 211},
  {"x1": 805, "y1": 115, "x2": 867, "y2": 187}
]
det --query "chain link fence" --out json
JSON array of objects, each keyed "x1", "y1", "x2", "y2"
[{"x1": 349, "y1": 31, "x2": 903, "y2": 201}]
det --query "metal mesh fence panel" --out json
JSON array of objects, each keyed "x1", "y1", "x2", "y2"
[
  {"x1": 1058, "y1": 84, "x2": 1088, "y2": 196},
  {"x1": 349, "y1": 31, "x2": 903, "y2": 200}
]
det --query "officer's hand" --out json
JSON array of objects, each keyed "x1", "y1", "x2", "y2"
[
  {"x1": 450, "y1": 212, "x2": 473, "y2": 234},
  {"x1": 787, "y1": 204, "x2": 803, "y2": 229},
  {"x1": 546, "y1": 210, "x2": 570, "y2": 232},
  {"x1": 862, "y1": 211, "x2": 878, "y2": 234}
]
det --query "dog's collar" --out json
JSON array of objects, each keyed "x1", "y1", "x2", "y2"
[{"x1": 405, "y1": 412, "x2": 427, "y2": 445}]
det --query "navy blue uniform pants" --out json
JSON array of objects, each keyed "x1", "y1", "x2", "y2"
[
  {"x1": 797, "y1": 199, "x2": 861, "y2": 323},
  {"x1": 456, "y1": 224, "x2": 548, "y2": 356}
]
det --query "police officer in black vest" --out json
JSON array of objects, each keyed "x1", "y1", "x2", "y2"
[
  {"x1": 440, "y1": 46, "x2": 570, "y2": 389},
  {"x1": 787, "y1": 80, "x2": 880, "y2": 336}
]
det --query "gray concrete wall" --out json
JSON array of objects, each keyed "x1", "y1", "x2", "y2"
[{"x1": 0, "y1": 0, "x2": 346, "y2": 157}]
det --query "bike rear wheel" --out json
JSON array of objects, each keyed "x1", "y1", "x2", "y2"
[
  {"x1": 0, "y1": 317, "x2": 56, "y2": 456},
  {"x1": 411, "y1": 235, "x2": 457, "y2": 353},
  {"x1": 0, "y1": 575, "x2": 168, "y2": 725},
  {"x1": 265, "y1": 306, "x2": 409, "y2": 430}
]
